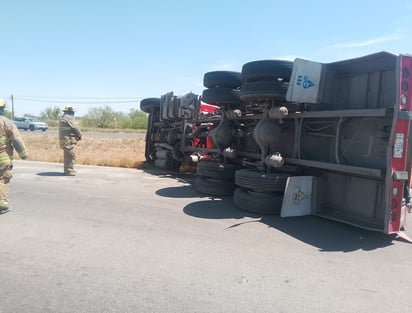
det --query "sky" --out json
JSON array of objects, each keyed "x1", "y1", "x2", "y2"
[{"x1": 1, "y1": 0, "x2": 412, "y2": 117}]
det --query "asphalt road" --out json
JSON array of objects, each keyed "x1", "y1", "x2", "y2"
[{"x1": 1, "y1": 161, "x2": 412, "y2": 313}]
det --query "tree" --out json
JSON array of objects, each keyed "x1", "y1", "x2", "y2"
[
  {"x1": 40, "y1": 106, "x2": 61, "y2": 120},
  {"x1": 82, "y1": 106, "x2": 125, "y2": 128},
  {"x1": 120, "y1": 108, "x2": 147, "y2": 129}
]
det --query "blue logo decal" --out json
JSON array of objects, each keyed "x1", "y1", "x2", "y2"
[{"x1": 297, "y1": 75, "x2": 315, "y2": 89}]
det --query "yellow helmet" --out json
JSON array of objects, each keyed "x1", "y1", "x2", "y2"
[
  {"x1": 0, "y1": 99, "x2": 6, "y2": 107},
  {"x1": 63, "y1": 105, "x2": 76, "y2": 112}
]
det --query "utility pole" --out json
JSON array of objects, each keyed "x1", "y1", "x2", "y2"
[{"x1": 11, "y1": 94, "x2": 14, "y2": 120}]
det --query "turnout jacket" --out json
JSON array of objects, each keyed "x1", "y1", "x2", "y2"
[
  {"x1": 0, "y1": 116, "x2": 27, "y2": 169},
  {"x1": 59, "y1": 113, "x2": 82, "y2": 149}
]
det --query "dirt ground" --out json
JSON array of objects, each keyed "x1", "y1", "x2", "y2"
[{"x1": 19, "y1": 130, "x2": 146, "y2": 168}]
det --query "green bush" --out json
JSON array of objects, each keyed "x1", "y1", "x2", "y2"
[
  {"x1": 82, "y1": 106, "x2": 121, "y2": 128},
  {"x1": 34, "y1": 105, "x2": 148, "y2": 130},
  {"x1": 119, "y1": 109, "x2": 147, "y2": 129},
  {"x1": 40, "y1": 106, "x2": 61, "y2": 120}
]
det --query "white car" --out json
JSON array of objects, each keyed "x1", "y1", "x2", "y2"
[{"x1": 13, "y1": 117, "x2": 48, "y2": 131}]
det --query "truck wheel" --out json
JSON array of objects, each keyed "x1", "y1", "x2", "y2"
[
  {"x1": 234, "y1": 187, "x2": 283, "y2": 215},
  {"x1": 202, "y1": 88, "x2": 242, "y2": 106},
  {"x1": 197, "y1": 162, "x2": 241, "y2": 180},
  {"x1": 194, "y1": 176, "x2": 236, "y2": 196},
  {"x1": 235, "y1": 169, "x2": 289, "y2": 193},
  {"x1": 240, "y1": 81, "x2": 289, "y2": 102},
  {"x1": 241, "y1": 60, "x2": 293, "y2": 82},
  {"x1": 154, "y1": 154, "x2": 180, "y2": 170},
  {"x1": 29, "y1": 125, "x2": 35, "y2": 131},
  {"x1": 203, "y1": 71, "x2": 242, "y2": 89},
  {"x1": 140, "y1": 98, "x2": 160, "y2": 113}
]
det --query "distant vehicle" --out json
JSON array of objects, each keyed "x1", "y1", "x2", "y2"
[{"x1": 13, "y1": 117, "x2": 48, "y2": 131}]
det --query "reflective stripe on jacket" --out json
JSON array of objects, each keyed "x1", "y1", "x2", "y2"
[{"x1": 0, "y1": 116, "x2": 27, "y2": 169}]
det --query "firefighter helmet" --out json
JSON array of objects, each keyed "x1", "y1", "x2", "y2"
[
  {"x1": 0, "y1": 99, "x2": 6, "y2": 107},
  {"x1": 63, "y1": 105, "x2": 76, "y2": 112}
]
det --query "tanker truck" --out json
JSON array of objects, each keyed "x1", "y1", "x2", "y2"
[{"x1": 142, "y1": 51, "x2": 412, "y2": 236}]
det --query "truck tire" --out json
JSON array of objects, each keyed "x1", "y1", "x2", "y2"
[
  {"x1": 241, "y1": 60, "x2": 293, "y2": 82},
  {"x1": 29, "y1": 125, "x2": 35, "y2": 131},
  {"x1": 194, "y1": 176, "x2": 236, "y2": 196},
  {"x1": 197, "y1": 162, "x2": 241, "y2": 180},
  {"x1": 240, "y1": 81, "x2": 289, "y2": 102},
  {"x1": 154, "y1": 155, "x2": 180, "y2": 170},
  {"x1": 202, "y1": 88, "x2": 242, "y2": 106},
  {"x1": 235, "y1": 169, "x2": 289, "y2": 193},
  {"x1": 203, "y1": 71, "x2": 242, "y2": 89},
  {"x1": 233, "y1": 187, "x2": 283, "y2": 215},
  {"x1": 140, "y1": 98, "x2": 161, "y2": 113}
]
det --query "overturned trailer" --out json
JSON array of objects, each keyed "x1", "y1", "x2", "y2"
[{"x1": 142, "y1": 51, "x2": 412, "y2": 235}]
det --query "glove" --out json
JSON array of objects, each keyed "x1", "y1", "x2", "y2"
[{"x1": 19, "y1": 152, "x2": 27, "y2": 160}]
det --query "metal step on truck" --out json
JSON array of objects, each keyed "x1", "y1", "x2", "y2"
[{"x1": 142, "y1": 51, "x2": 412, "y2": 237}]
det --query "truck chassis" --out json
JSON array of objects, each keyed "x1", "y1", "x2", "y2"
[{"x1": 143, "y1": 52, "x2": 412, "y2": 235}]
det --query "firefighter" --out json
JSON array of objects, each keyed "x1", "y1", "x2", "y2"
[
  {"x1": 59, "y1": 106, "x2": 81, "y2": 176},
  {"x1": 0, "y1": 99, "x2": 27, "y2": 214}
]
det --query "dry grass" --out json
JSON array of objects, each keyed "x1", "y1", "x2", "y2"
[{"x1": 19, "y1": 132, "x2": 147, "y2": 169}]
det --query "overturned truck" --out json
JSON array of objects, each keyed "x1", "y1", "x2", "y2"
[{"x1": 142, "y1": 51, "x2": 412, "y2": 235}]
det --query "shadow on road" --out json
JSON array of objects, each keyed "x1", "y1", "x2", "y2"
[
  {"x1": 183, "y1": 197, "x2": 400, "y2": 252},
  {"x1": 146, "y1": 167, "x2": 404, "y2": 252},
  {"x1": 36, "y1": 172, "x2": 66, "y2": 176},
  {"x1": 156, "y1": 186, "x2": 200, "y2": 198},
  {"x1": 260, "y1": 215, "x2": 397, "y2": 252},
  {"x1": 143, "y1": 167, "x2": 195, "y2": 183},
  {"x1": 183, "y1": 198, "x2": 254, "y2": 219}
]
